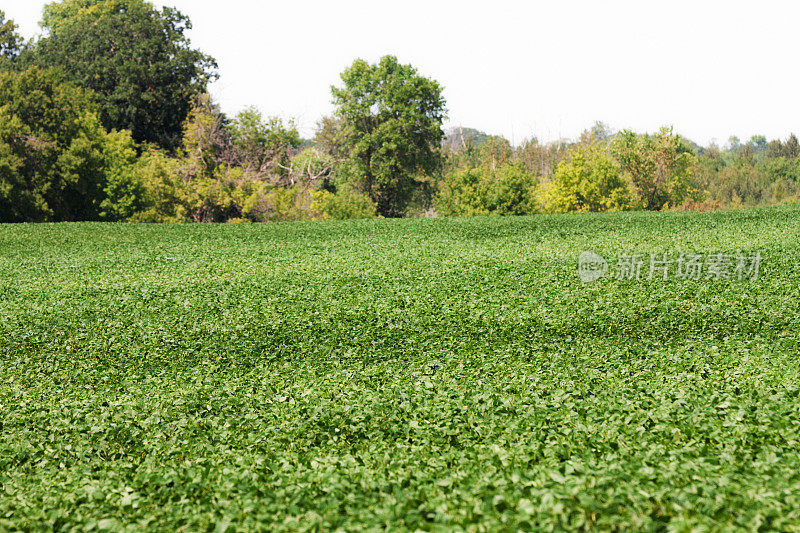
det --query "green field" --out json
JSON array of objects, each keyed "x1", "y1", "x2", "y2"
[{"x1": 2, "y1": 207, "x2": 800, "y2": 531}]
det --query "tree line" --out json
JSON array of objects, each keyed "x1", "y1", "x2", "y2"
[
  {"x1": 1, "y1": 1, "x2": 797, "y2": 223},
  {"x1": 438, "y1": 125, "x2": 799, "y2": 216}
]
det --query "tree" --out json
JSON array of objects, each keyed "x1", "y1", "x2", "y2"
[
  {"x1": 331, "y1": 56, "x2": 446, "y2": 217},
  {"x1": 0, "y1": 10, "x2": 23, "y2": 67},
  {"x1": 230, "y1": 107, "x2": 300, "y2": 180},
  {"x1": 443, "y1": 127, "x2": 494, "y2": 151},
  {"x1": 748, "y1": 135, "x2": 767, "y2": 153},
  {"x1": 179, "y1": 94, "x2": 231, "y2": 179},
  {"x1": 0, "y1": 67, "x2": 117, "y2": 221},
  {"x1": 314, "y1": 115, "x2": 348, "y2": 160},
  {"x1": 98, "y1": 129, "x2": 146, "y2": 220},
  {"x1": 579, "y1": 121, "x2": 613, "y2": 145},
  {"x1": 435, "y1": 162, "x2": 539, "y2": 217},
  {"x1": 612, "y1": 127, "x2": 699, "y2": 210},
  {"x1": 435, "y1": 167, "x2": 492, "y2": 217},
  {"x1": 33, "y1": 0, "x2": 217, "y2": 151},
  {"x1": 784, "y1": 134, "x2": 800, "y2": 160},
  {"x1": 487, "y1": 164, "x2": 539, "y2": 215},
  {"x1": 478, "y1": 136, "x2": 513, "y2": 171}
]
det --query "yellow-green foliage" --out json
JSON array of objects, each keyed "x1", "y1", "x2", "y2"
[
  {"x1": 436, "y1": 163, "x2": 539, "y2": 217},
  {"x1": 42, "y1": 0, "x2": 133, "y2": 31},
  {"x1": 127, "y1": 150, "x2": 183, "y2": 223},
  {"x1": 174, "y1": 166, "x2": 249, "y2": 223},
  {"x1": 540, "y1": 144, "x2": 634, "y2": 213},
  {"x1": 436, "y1": 168, "x2": 492, "y2": 217},
  {"x1": 98, "y1": 129, "x2": 142, "y2": 221},
  {"x1": 612, "y1": 127, "x2": 703, "y2": 210},
  {"x1": 311, "y1": 187, "x2": 378, "y2": 220},
  {"x1": 245, "y1": 186, "x2": 310, "y2": 223}
]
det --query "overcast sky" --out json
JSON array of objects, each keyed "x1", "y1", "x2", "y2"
[{"x1": 5, "y1": 0, "x2": 800, "y2": 146}]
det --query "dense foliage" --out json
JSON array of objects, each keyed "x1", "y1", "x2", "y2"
[
  {"x1": 1, "y1": 207, "x2": 799, "y2": 529},
  {"x1": 0, "y1": 67, "x2": 135, "y2": 222},
  {"x1": 0, "y1": 2, "x2": 798, "y2": 223},
  {"x1": 331, "y1": 56, "x2": 447, "y2": 218},
  {"x1": 612, "y1": 127, "x2": 699, "y2": 210},
  {"x1": 0, "y1": 10, "x2": 22, "y2": 67},
  {"x1": 440, "y1": 124, "x2": 799, "y2": 216},
  {"x1": 31, "y1": 0, "x2": 217, "y2": 151},
  {"x1": 540, "y1": 144, "x2": 631, "y2": 213}
]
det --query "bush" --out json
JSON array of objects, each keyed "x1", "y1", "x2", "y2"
[
  {"x1": 127, "y1": 149, "x2": 183, "y2": 223},
  {"x1": 435, "y1": 163, "x2": 538, "y2": 217},
  {"x1": 245, "y1": 186, "x2": 310, "y2": 223},
  {"x1": 0, "y1": 67, "x2": 120, "y2": 221},
  {"x1": 486, "y1": 164, "x2": 539, "y2": 215},
  {"x1": 311, "y1": 187, "x2": 377, "y2": 220},
  {"x1": 540, "y1": 144, "x2": 634, "y2": 213},
  {"x1": 99, "y1": 130, "x2": 144, "y2": 221},
  {"x1": 435, "y1": 168, "x2": 490, "y2": 217}
]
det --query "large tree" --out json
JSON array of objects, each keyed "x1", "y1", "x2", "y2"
[
  {"x1": 331, "y1": 56, "x2": 446, "y2": 217},
  {"x1": 32, "y1": 0, "x2": 217, "y2": 151},
  {"x1": 0, "y1": 10, "x2": 23, "y2": 68}
]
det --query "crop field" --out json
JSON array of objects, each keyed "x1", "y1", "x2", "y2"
[{"x1": 1, "y1": 206, "x2": 800, "y2": 531}]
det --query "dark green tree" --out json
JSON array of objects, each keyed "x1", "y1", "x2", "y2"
[
  {"x1": 332, "y1": 56, "x2": 446, "y2": 217},
  {"x1": 0, "y1": 67, "x2": 117, "y2": 221},
  {"x1": 32, "y1": 0, "x2": 217, "y2": 151}
]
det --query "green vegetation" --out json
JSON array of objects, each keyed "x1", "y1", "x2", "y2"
[
  {"x1": 0, "y1": 67, "x2": 136, "y2": 222},
  {"x1": 2, "y1": 206, "x2": 800, "y2": 530},
  {"x1": 2, "y1": 1, "x2": 799, "y2": 530},
  {"x1": 2, "y1": 2, "x2": 798, "y2": 223},
  {"x1": 540, "y1": 144, "x2": 631, "y2": 213},
  {"x1": 440, "y1": 125, "x2": 799, "y2": 217},
  {"x1": 331, "y1": 56, "x2": 446, "y2": 218},
  {"x1": 30, "y1": 0, "x2": 217, "y2": 151},
  {"x1": 0, "y1": 10, "x2": 22, "y2": 68},
  {"x1": 611, "y1": 127, "x2": 699, "y2": 211}
]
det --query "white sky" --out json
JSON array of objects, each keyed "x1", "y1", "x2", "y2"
[{"x1": 4, "y1": 0, "x2": 800, "y2": 146}]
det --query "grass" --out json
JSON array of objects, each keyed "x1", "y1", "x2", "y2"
[{"x1": 1, "y1": 206, "x2": 800, "y2": 531}]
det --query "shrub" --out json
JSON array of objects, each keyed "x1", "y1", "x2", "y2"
[
  {"x1": 435, "y1": 163, "x2": 538, "y2": 217},
  {"x1": 311, "y1": 187, "x2": 377, "y2": 220},
  {"x1": 540, "y1": 144, "x2": 634, "y2": 213}
]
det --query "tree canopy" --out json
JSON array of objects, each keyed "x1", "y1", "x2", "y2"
[
  {"x1": 541, "y1": 144, "x2": 632, "y2": 213},
  {"x1": 32, "y1": 0, "x2": 217, "y2": 151},
  {"x1": 612, "y1": 127, "x2": 699, "y2": 210},
  {"x1": 332, "y1": 56, "x2": 447, "y2": 217},
  {"x1": 0, "y1": 3, "x2": 797, "y2": 223},
  {"x1": 0, "y1": 67, "x2": 130, "y2": 221},
  {"x1": 0, "y1": 10, "x2": 23, "y2": 67}
]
